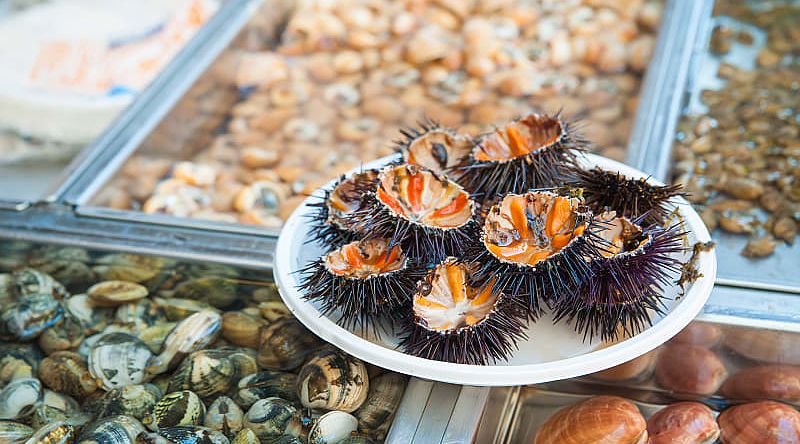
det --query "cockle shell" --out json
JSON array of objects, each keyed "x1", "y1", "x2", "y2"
[
  {"x1": 718, "y1": 401, "x2": 800, "y2": 444},
  {"x1": 533, "y1": 396, "x2": 647, "y2": 444},
  {"x1": 647, "y1": 402, "x2": 720, "y2": 444},
  {"x1": 591, "y1": 350, "x2": 657, "y2": 382},
  {"x1": 725, "y1": 328, "x2": 800, "y2": 365},
  {"x1": 721, "y1": 365, "x2": 800, "y2": 403},
  {"x1": 670, "y1": 321, "x2": 723, "y2": 348},
  {"x1": 655, "y1": 343, "x2": 727, "y2": 395}
]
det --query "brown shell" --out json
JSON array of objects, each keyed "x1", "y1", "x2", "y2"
[
  {"x1": 670, "y1": 322, "x2": 723, "y2": 348},
  {"x1": 725, "y1": 328, "x2": 800, "y2": 365},
  {"x1": 655, "y1": 343, "x2": 727, "y2": 395},
  {"x1": 647, "y1": 402, "x2": 720, "y2": 444},
  {"x1": 718, "y1": 401, "x2": 800, "y2": 444},
  {"x1": 534, "y1": 396, "x2": 647, "y2": 444},
  {"x1": 721, "y1": 365, "x2": 800, "y2": 403},
  {"x1": 591, "y1": 350, "x2": 657, "y2": 382}
]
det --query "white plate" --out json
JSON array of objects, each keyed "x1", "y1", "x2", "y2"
[{"x1": 275, "y1": 153, "x2": 716, "y2": 386}]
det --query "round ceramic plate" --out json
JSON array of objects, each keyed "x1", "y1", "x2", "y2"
[{"x1": 275, "y1": 153, "x2": 716, "y2": 386}]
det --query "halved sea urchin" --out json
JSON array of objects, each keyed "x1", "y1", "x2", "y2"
[
  {"x1": 353, "y1": 164, "x2": 478, "y2": 262},
  {"x1": 307, "y1": 169, "x2": 379, "y2": 248},
  {"x1": 399, "y1": 258, "x2": 526, "y2": 365},
  {"x1": 395, "y1": 120, "x2": 472, "y2": 178},
  {"x1": 568, "y1": 167, "x2": 684, "y2": 225},
  {"x1": 552, "y1": 211, "x2": 686, "y2": 341},
  {"x1": 472, "y1": 191, "x2": 607, "y2": 316},
  {"x1": 458, "y1": 112, "x2": 587, "y2": 201},
  {"x1": 299, "y1": 237, "x2": 426, "y2": 331}
]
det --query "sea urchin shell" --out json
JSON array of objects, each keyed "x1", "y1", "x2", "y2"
[
  {"x1": 307, "y1": 169, "x2": 380, "y2": 248},
  {"x1": 458, "y1": 112, "x2": 586, "y2": 201},
  {"x1": 353, "y1": 164, "x2": 478, "y2": 262},
  {"x1": 299, "y1": 238, "x2": 426, "y2": 331},
  {"x1": 399, "y1": 258, "x2": 526, "y2": 365}
]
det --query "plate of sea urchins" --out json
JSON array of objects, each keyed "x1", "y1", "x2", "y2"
[{"x1": 275, "y1": 112, "x2": 716, "y2": 386}]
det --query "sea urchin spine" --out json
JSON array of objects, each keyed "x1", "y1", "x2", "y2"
[{"x1": 307, "y1": 169, "x2": 380, "y2": 248}]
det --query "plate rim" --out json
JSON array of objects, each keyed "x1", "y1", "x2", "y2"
[{"x1": 274, "y1": 153, "x2": 717, "y2": 386}]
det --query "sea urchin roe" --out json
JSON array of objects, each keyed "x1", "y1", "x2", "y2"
[
  {"x1": 413, "y1": 260, "x2": 497, "y2": 332},
  {"x1": 376, "y1": 165, "x2": 473, "y2": 228},
  {"x1": 326, "y1": 170, "x2": 378, "y2": 228},
  {"x1": 595, "y1": 211, "x2": 650, "y2": 257},
  {"x1": 403, "y1": 129, "x2": 472, "y2": 174},
  {"x1": 474, "y1": 114, "x2": 564, "y2": 162},
  {"x1": 324, "y1": 238, "x2": 405, "y2": 279},
  {"x1": 484, "y1": 193, "x2": 586, "y2": 266}
]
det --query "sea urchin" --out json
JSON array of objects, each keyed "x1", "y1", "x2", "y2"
[
  {"x1": 395, "y1": 121, "x2": 472, "y2": 178},
  {"x1": 307, "y1": 169, "x2": 379, "y2": 248}
]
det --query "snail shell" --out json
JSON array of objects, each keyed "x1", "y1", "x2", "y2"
[
  {"x1": 2, "y1": 293, "x2": 63, "y2": 341},
  {"x1": 24, "y1": 421, "x2": 74, "y2": 444},
  {"x1": 308, "y1": 411, "x2": 358, "y2": 444},
  {"x1": 147, "y1": 310, "x2": 222, "y2": 375},
  {"x1": 236, "y1": 371, "x2": 298, "y2": 409},
  {"x1": 243, "y1": 397, "x2": 304, "y2": 443},
  {"x1": 173, "y1": 277, "x2": 238, "y2": 309},
  {"x1": 204, "y1": 396, "x2": 244, "y2": 439},
  {"x1": 88, "y1": 332, "x2": 154, "y2": 390},
  {"x1": 0, "y1": 377, "x2": 41, "y2": 419},
  {"x1": 655, "y1": 343, "x2": 727, "y2": 395},
  {"x1": 168, "y1": 348, "x2": 257, "y2": 399},
  {"x1": 534, "y1": 396, "x2": 648, "y2": 444},
  {"x1": 354, "y1": 373, "x2": 407, "y2": 439},
  {"x1": 670, "y1": 322, "x2": 723, "y2": 348},
  {"x1": 647, "y1": 402, "x2": 720, "y2": 444},
  {"x1": 38, "y1": 351, "x2": 99, "y2": 399},
  {"x1": 77, "y1": 415, "x2": 145, "y2": 444},
  {"x1": 256, "y1": 317, "x2": 322, "y2": 371},
  {"x1": 297, "y1": 349, "x2": 369, "y2": 413},
  {"x1": 86, "y1": 383, "x2": 162, "y2": 421},
  {"x1": 146, "y1": 390, "x2": 206, "y2": 431},
  {"x1": 157, "y1": 426, "x2": 230, "y2": 444},
  {"x1": 87, "y1": 281, "x2": 148, "y2": 307},
  {"x1": 0, "y1": 420, "x2": 33, "y2": 443},
  {"x1": 230, "y1": 428, "x2": 258, "y2": 444},
  {"x1": 221, "y1": 312, "x2": 266, "y2": 349},
  {"x1": 718, "y1": 401, "x2": 800, "y2": 444},
  {"x1": 725, "y1": 328, "x2": 800, "y2": 365},
  {"x1": 591, "y1": 350, "x2": 657, "y2": 382},
  {"x1": 721, "y1": 365, "x2": 800, "y2": 403}
]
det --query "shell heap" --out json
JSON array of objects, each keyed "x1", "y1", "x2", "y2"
[
  {"x1": 302, "y1": 113, "x2": 689, "y2": 365},
  {"x1": 0, "y1": 244, "x2": 404, "y2": 444}
]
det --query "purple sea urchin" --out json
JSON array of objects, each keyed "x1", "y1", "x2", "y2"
[
  {"x1": 553, "y1": 212, "x2": 686, "y2": 342},
  {"x1": 299, "y1": 238, "x2": 426, "y2": 331},
  {"x1": 352, "y1": 164, "x2": 478, "y2": 262},
  {"x1": 307, "y1": 169, "x2": 380, "y2": 248},
  {"x1": 399, "y1": 258, "x2": 526, "y2": 365},
  {"x1": 458, "y1": 112, "x2": 587, "y2": 201},
  {"x1": 395, "y1": 121, "x2": 472, "y2": 177},
  {"x1": 472, "y1": 191, "x2": 607, "y2": 317}
]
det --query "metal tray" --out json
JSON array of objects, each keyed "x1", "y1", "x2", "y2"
[{"x1": 628, "y1": 0, "x2": 800, "y2": 294}]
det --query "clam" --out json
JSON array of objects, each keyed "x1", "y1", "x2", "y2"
[
  {"x1": 236, "y1": 371, "x2": 298, "y2": 409},
  {"x1": 725, "y1": 328, "x2": 800, "y2": 365},
  {"x1": 647, "y1": 402, "x2": 720, "y2": 444},
  {"x1": 24, "y1": 421, "x2": 74, "y2": 444},
  {"x1": 591, "y1": 350, "x2": 657, "y2": 382},
  {"x1": 221, "y1": 312, "x2": 266, "y2": 349},
  {"x1": 154, "y1": 298, "x2": 218, "y2": 322},
  {"x1": 172, "y1": 277, "x2": 238, "y2": 309},
  {"x1": 157, "y1": 426, "x2": 230, "y2": 444},
  {"x1": 27, "y1": 248, "x2": 94, "y2": 289},
  {"x1": 147, "y1": 310, "x2": 222, "y2": 375},
  {"x1": 671, "y1": 321, "x2": 723, "y2": 348},
  {"x1": 256, "y1": 317, "x2": 322, "y2": 370},
  {"x1": 77, "y1": 415, "x2": 145, "y2": 444},
  {"x1": 0, "y1": 377, "x2": 41, "y2": 419},
  {"x1": 2, "y1": 293, "x2": 63, "y2": 341},
  {"x1": 93, "y1": 253, "x2": 171, "y2": 284},
  {"x1": 87, "y1": 281, "x2": 148, "y2": 307},
  {"x1": 11, "y1": 268, "x2": 66, "y2": 299},
  {"x1": 63, "y1": 294, "x2": 114, "y2": 334},
  {"x1": 0, "y1": 344, "x2": 40, "y2": 383},
  {"x1": 533, "y1": 396, "x2": 648, "y2": 444},
  {"x1": 168, "y1": 349, "x2": 257, "y2": 399},
  {"x1": 38, "y1": 351, "x2": 98, "y2": 399},
  {"x1": 272, "y1": 436, "x2": 303, "y2": 444},
  {"x1": 0, "y1": 420, "x2": 33, "y2": 444},
  {"x1": 86, "y1": 384, "x2": 162, "y2": 420},
  {"x1": 354, "y1": 373, "x2": 407, "y2": 439},
  {"x1": 718, "y1": 401, "x2": 800, "y2": 443},
  {"x1": 88, "y1": 332, "x2": 154, "y2": 390},
  {"x1": 297, "y1": 349, "x2": 369, "y2": 413},
  {"x1": 337, "y1": 437, "x2": 376, "y2": 444},
  {"x1": 655, "y1": 343, "x2": 727, "y2": 395},
  {"x1": 145, "y1": 390, "x2": 206, "y2": 431},
  {"x1": 38, "y1": 309, "x2": 85, "y2": 355},
  {"x1": 115, "y1": 299, "x2": 167, "y2": 331},
  {"x1": 242, "y1": 397, "x2": 303, "y2": 443},
  {"x1": 230, "y1": 428, "x2": 259, "y2": 444},
  {"x1": 308, "y1": 411, "x2": 358, "y2": 444},
  {"x1": 204, "y1": 396, "x2": 244, "y2": 439},
  {"x1": 258, "y1": 301, "x2": 291, "y2": 322},
  {"x1": 139, "y1": 322, "x2": 178, "y2": 353},
  {"x1": 721, "y1": 365, "x2": 800, "y2": 403},
  {"x1": 42, "y1": 389, "x2": 80, "y2": 412}
]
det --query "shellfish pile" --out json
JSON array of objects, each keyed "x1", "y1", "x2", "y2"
[
  {"x1": 0, "y1": 243, "x2": 406, "y2": 444},
  {"x1": 301, "y1": 114, "x2": 693, "y2": 365}
]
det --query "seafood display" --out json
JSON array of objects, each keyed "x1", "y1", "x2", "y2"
[
  {"x1": 93, "y1": 0, "x2": 664, "y2": 228},
  {"x1": 671, "y1": 1, "x2": 800, "y2": 258},
  {"x1": 0, "y1": 242, "x2": 407, "y2": 443},
  {"x1": 300, "y1": 114, "x2": 696, "y2": 364}
]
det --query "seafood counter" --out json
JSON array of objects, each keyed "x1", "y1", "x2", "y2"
[
  {"x1": 85, "y1": 0, "x2": 665, "y2": 230},
  {"x1": 0, "y1": 241, "x2": 406, "y2": 444}
]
